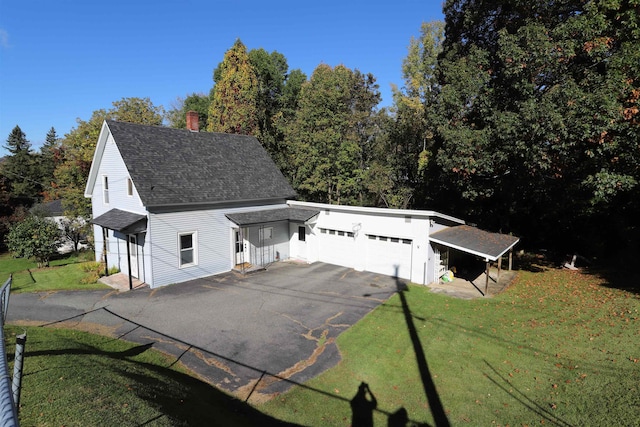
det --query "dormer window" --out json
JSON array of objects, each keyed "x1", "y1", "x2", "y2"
[
  {"x1": 127, "y1": 178, "x2": 133, "y2": 196},
  {"x1": 102, "y1": 176, "x2": 109, "y2": 204}
]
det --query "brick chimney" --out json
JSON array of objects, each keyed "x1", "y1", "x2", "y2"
[{"x1": 186, "y1": 110, "x2": 199, "y2": 132}]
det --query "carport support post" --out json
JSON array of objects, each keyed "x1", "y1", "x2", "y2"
[
  {"x1": 497, "y1": 256, "x2": 502, "y2": 282},
  {"x1": 509, "y1": 249, "x2": 513, "y2": 271},
  {"x1": 484, "y1": 259, "x2": 490, "y2": 296}
]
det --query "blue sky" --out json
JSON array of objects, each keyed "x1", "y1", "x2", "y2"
[{"x1": 0, "y1": 1, "x2": 444, "y2": 156}]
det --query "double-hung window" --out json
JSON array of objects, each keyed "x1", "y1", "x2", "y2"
[
  {"x1": 102, "y1": 176, "x2": 109, "y2": 204},
  {"x1": 179, "y1": 232, "x2": 197, "y2": 267}
]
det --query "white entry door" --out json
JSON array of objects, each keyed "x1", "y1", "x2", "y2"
[
  {"x1": 129, "y1": 235, "x2": 139, "y2": 278},
  {"x1": 234, "y1": 228, "x2": 249, "y2": 265}
]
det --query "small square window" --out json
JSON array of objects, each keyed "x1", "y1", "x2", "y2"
[
  {"x1": 379, "y1": 236, "x2": 388, "y2": 241},
  {"x1": 320, "y1": 228, "x2": 327, "y2": 234},
  {"x1": 329, "y1": 230, "x2": 335, "y2": 235},
  {"x1": 368, "y1": 235, "x2": 376, "y2": 240},
  {"x1": 260, "y1": 227, "x2": 273, "y2": 240},
  {"x1": 338, "y1": 231, "x2": 344, "y2": 236},
  {"x1": 390, "y1": 237, "x2": 399, "y2": 243},
  {"x1": 347, "y1": 232, "x2": 354, "y2": 238},
  {"x1": 298, "y1": 226, "x2": 306, "y2": 242}
]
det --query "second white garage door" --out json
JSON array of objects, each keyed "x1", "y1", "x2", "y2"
[{"x1": 365, "y1": 234, "x2": 413, "y2": 280}]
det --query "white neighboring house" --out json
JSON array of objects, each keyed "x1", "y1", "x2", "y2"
[
  {"x1": 35, "y1": 199, "x2": 89, "y2": 254},
  {"x1": 84, "y1": 116, "x2": 519, "y2": 289}
]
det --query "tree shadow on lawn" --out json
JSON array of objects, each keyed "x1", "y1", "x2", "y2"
[
  {"x1": 583, "y1": 267, "x2": 640, "y2": 295},
  {"x1": 33, "y1": 307, "x2": 430, "y2": 426},
  {"x1": 22, "y1": 342, "x2": 300, "y2": 426}
]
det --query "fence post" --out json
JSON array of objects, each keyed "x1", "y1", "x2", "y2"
[{"x1": 12, "y1": 333, "x2": 27, "y2": 413}]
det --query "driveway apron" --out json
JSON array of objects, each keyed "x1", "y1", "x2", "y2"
[{"x1": 7, "y1": 262, "x2": 399, "y2": 401}]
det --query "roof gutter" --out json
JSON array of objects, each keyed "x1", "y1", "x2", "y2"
[{"x1": 145, "y1": 195, "x2": 298, "y2": 210}]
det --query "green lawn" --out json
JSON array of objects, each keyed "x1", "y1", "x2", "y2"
[
  {"x1": 4, "y1": 326, "x2": 293, "y2": 426},
  {"x1": 0, "y1": 252, "x2": 109, "y2": 293},
  {"x1": 260, "y1": 269, "x2": 640, "y2": 426},
  {"x1": 3, "y1": 254, "x2": 638, "y2": 426}
]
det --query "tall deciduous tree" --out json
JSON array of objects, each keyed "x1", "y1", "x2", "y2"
[
  {"x1": 166, "y1": 93, "x2": 210, "y2": 130},
  {"x1": 208, "y1": 39, "x2": 259, "y2": 135},
  {"x1": 55, "y1": 97, "x2": 165, "y2": 219},
  {"x1": 286, "y1": 64, "x2": 381, "y2": 205},
  {"x1": 432, "y1": 0, "x2": 640, "y2": 257},
  {"x1": 383, "y1": 21, "x2": 445, "y2": 209}
]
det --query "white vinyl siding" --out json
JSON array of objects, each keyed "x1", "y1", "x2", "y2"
[
  {"x1": 148, "y1": 203, "x2": 288, "y2": 287},
  {"x1": 91, "y1": 133, "x2": 145, "y2": 218},
  {"x1": 90, "y1": 132, "x2": 150, "y2": 284}
]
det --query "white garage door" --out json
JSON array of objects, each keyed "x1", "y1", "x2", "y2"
[
  {"x1": 365, "y1": 234, "x2": 413, "y2": 280},
  {"x1": 317, "y1": 228, "x2": 357, "y2": 268}
]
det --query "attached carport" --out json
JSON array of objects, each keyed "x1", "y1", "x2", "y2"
[{"x1": 429, "y1": 225, "x2": 519, "y2": 295}]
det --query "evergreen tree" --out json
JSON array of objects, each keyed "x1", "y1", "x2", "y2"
[
  {"x1": 38, "y1": 127, "x2": 61, "y2": 198},
  {"x1": 1, "y1": 125, "x2": 41, "y2": 201},
  {"x1": 208, "y1": 39, "x2": 259, "y2": 135}
]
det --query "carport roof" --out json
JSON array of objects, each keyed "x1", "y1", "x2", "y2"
[
  {"x1": 225, "y1": 207, "x2": 320, "y2": 226},
  {"x1": 430, "y1": 225, "x2": 519, "y2": 261},
  {"x1": 91, "y1": 208, "x2": 147, "y2": 234}
]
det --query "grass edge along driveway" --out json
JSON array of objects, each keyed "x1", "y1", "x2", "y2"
[{"x1": 260, "y1": 268, "x2": 640, "y2": 426}]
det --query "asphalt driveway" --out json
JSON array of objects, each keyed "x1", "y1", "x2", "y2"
[{"x1": 7, "y1": 261, "x2": 400, "y2": 401}]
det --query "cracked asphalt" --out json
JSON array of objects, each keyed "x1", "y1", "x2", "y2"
[{"x1": 7, "y1": 261, "x2": 399, "y2": 402}]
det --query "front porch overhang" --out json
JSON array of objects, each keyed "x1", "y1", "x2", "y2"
[
  {"x1": 225, "y1": 207, "x2": 320, "y2": 227},
  {"x1": 91, "y1": 208, "x2": 147, "y2": 234},
  {"x1": 430, "y1": 225, "x2": 519, "y2": 262}
]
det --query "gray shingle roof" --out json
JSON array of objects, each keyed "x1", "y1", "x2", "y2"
[
  {"x1": 226, "y1": 207, "x2": 320, "y2": 226},
  {"x1": 430, "y1": 225, "x2": 519, "y2": 261},
  {"x1": 107, "y1": 121, "x2": 296, "y2": 207},
  {"x1": 91, "y1": 208, "x2": 147, "y2": 233}
]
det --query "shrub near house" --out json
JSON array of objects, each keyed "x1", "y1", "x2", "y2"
[{"x1": 5, "y1": 215, "x2": 62, "y2": 267}]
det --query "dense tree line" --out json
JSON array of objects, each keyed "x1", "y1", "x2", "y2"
[{"x1": 2, "y1": 1, "x2": 638, "y2": 264}]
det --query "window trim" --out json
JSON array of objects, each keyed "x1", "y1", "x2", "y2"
[
  {"x1": 259, "y1": 226, "x2": 273, "y2": 241},
  {"x1": 178, "y1": 231, "x2": 198, "y2": 268}
]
